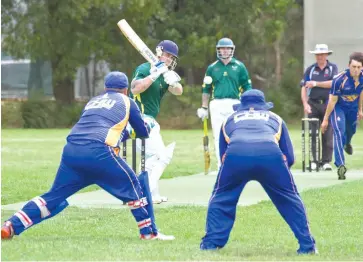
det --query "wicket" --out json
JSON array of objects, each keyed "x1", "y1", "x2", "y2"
[
  {"x1": 122, "y1": 138, "x2": 145, "y2": 173},
  {"x1": 301, "y1": 118, "x2": 321, "y2": 172}
]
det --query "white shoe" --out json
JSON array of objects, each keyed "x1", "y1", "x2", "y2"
[
  {"x1": 310, "y1": 162, "x2": 317, "y2": 170},
  {"x1": 140, "y1": 232, "x2": 175, "y2": 241},
  {"x1": 152, "y1": 195, "x2": 168, "y2": 204},
  {"x1": 322, "y1": 163, "x2": 332, "y2": 171}
]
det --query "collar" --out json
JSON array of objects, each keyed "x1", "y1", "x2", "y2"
[
  {"x1": 218, "y1": 57, "x2": 236, "y2": 65},
  {"x1": 314, "y1": 60, "x2": 331, "y2": 69}
]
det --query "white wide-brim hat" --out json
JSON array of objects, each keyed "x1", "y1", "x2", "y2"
[{"x1": 309, "y1": 44, "x2": 333, "y2": 55}]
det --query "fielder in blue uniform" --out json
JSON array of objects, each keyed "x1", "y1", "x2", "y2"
[
  {"x1": 321, "y1": 52, "x2": 363, "y2": 180},
  {"x1": 200, "y1": 90, "x2": 317, "y2": 255},
  {"x1": 1, "y1": 71, "x2": 174, "y2": 241}
]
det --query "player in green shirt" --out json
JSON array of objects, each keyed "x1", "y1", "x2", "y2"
[
  {"x1": 130, "y1": 40, "x2": 182, "y2": 204},
  {"x1": 197, "y1": 38, "x2": 252, "y2": 168}
]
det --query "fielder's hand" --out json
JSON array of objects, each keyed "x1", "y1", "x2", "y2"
[
  {"x1": 305, "y1": 81, "x2": 317, "y2": 88},
  {"x1": 321, "y1": 119, "x2": 329, "y2": 134},
  {"x1": 303, "y1": 103, "x2": 312, "y2": 114},
  {"x1": 358, "y1": 110, "x2": 363, "y2": 121},
  {"x1": 149, "y1": 61, "x2": 168, "y2": 82},
  {"x1": 163, "y1": 70, "x2": 181, "y2": 86},
  {"x1": 197, "y1": 107, "x2": 209, "y2": 120}
]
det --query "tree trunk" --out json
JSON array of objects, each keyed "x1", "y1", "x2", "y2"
[
  {"x1": 53, "y1": 76, "x2": 74, "y2": 104},
  {"x1": 273, "y1": 38, "x2": 282, "y2": 84}
]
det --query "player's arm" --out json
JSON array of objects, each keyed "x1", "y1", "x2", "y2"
[
  {"x1": 305, "y1": 80, "x2": 333, "y2": 89},
  {"x1": 197, "y1": 68, "x2": 212, "y2": 120},
  {"x1": 128, "y1": 99, "x2": 150, "y2": 138},
  {"x1": 278, "y1": 121, "x2": 295, "y2": 167},
  {"x1": 219, "y1": 121, "x2": 229, "y2": 163},
  {"x1": 168, "y1": 82, "x2": 183, "y2": 95},
  {"x1": 323, "y1": 76, "x2": 342, "y2": 122},
  {"x1": 358, "y1": 90, "x2": 363, "y2": 120},
  {"x1": 131, "y1": 62, "x2": 168, "y2": 95},
  {"x1": 239, "y1": 64, "x2": 252, "y2": 91}
]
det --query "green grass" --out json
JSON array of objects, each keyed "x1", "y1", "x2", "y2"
[
  {"x1": 1, "y1": 128, "x2": 363, "y2": 204},
  {"x1": 2, "y1": 180, "x2": 363, "y2": 261}
]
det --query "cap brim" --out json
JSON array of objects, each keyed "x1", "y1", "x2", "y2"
[
  {"x1": 233, "y1": 102, "x2": 274, "y2": 111},
  {"x1": 309, "y1": 51, "x2": 333, "y2": 55}
]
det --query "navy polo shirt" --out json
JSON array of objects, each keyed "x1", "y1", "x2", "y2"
[{"x1": 300, "y1": 61, "x2": 338, "y2": 101}]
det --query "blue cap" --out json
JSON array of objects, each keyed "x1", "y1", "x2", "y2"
[
  {"x1": 156, "y1": 40, "x2": 179, "y2": 58},
  {"x1": 233, "y1": 89, "x2": 274, "y2": 111},
  {"x1": 104, "y1": 71, "x2": 128, "y2": 89}
]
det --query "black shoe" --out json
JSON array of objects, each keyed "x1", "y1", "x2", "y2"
[
  {"x1": 337, "y1": 165, "x2": 347, "y2": 180},
  {"x1": 344, "y1": 144, "x2": 353, "y2": 155}
]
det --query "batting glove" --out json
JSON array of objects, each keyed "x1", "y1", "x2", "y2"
[
  {"x1": 197, "y1": 107, "x2": 209, "y2": 120},
  {"x1": 149, "y1": 61, "x2": 168, "y2": 82},
  {"x1": 163, "y1": 70, "x2": 181, "y2": 86}
]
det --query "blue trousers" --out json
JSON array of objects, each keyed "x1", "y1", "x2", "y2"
[
  {"x1": 7, "y1": 142, "x2": 156, "y2": 236},
  {"x1": 201, "y1": 152, "x2": 315, "y2": 250},
  {"x1": 330, "y1": 105, "x2": 358, "y2": 167}
]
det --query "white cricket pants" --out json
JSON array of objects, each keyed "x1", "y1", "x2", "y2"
[{"x1": 209, "y1": 98, "x2": 240, "y2": 168}]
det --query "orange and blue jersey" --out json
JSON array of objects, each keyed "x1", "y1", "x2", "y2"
[
  {"x1": 201, "y1": 108, "x2": 315, "y2": 251},
  {"x1": 219, "y1": 109, "x2": 295, "y2": 166},
  {"x1": 67, "y1": 90, "x2": 149, "y2": 147},
  {"x1": 330, "y1": 69, "x2": 363, "y2": 110}
]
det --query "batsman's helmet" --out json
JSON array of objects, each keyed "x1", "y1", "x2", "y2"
[
  {"x1": 216, "y1": 38, "x2": 235, "y2": 59},
  {"x1": 104, "y1": 71, "x2": 128, "y2": 89},
  {"x1": 156, "y1": 40, "x2": 179, "y2": 70}
]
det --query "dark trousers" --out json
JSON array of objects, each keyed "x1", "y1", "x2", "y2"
[{"x1": 308, "y1": 99, "x2": 333, "y2": 164}]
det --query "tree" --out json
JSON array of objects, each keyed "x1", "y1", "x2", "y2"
[{"x1": 1, "y1": 0, "x2": 124, "y2": 103}]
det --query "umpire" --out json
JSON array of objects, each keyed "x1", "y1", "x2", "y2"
[{"x1": 300, "y1": 44, "x2": 337, "y2": 171}]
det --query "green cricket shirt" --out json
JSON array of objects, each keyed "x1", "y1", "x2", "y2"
[
  {"x1": 131, "y1": 62, "x2": 169, "y2": 119},
  {"x1": 202, "y1": 58, "x2": 252, "y2": 99}
]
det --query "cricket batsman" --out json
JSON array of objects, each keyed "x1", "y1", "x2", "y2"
[
  {"x1": 197, "y1": 38, "x2": 252, "y2": 169},
  {"x1": 130, "y1": 40, "x2": 182, "y2": 204},
  {"x1": 1, "y1": 72, "x2": 174, "y2": 241},
  {"x1": 200, "y1": 90, "x2": 317, "y2": 255},
  {"x1": 320, "y1": 52, "x2": 363, "y2": 180}
]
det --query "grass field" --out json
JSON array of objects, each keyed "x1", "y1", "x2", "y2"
[
  {"x1": 2, "y1": 128, "x2": 363, "y2": 204},
  {"x1": 1, "y1": 181, "x2": 363, "y2": 261},
  {"x1": 1, "y1": 128, "x2": 363, "y2": 261}
]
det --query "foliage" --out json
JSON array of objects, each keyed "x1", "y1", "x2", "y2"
[{"x1": 1, "y1": 0, "x2": 303, "y2": 105}]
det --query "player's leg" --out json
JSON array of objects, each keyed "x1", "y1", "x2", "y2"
[
  {"x1": 137, "y1": 116, "x2": 174, "y2": 203},
  {"x1": 319, "y1": 103, "x2": 333, "y2": 170},
  {"x1": 93, "y1": 145, "x2": 172, "y2": 238},
  {"x1": 200, "y1": 154, "x2": 248, "y2": 250},
  {"x1": 258, "y1": 156, "x2": 316, "y2": 254},
  {"x1": 209, "y1": 100, "x2": 225, "y2": 169},
  {"x1": 329, "y1": 106, "x2": 347, "y2": 179},
  {"x1": 344, "y1": 109, "x2": 358, "y2": 155},
  {"x1": 2, "y1": 152, "x2": 89, "y2": 239}
]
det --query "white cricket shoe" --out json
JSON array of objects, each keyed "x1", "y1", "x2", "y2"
[
  {"x1": 140, "y1": 232, "x2": 175, "y2": 241},
  {"x1": 310, "y1": 162, "x2": 317, "y2": 170},
  {"x1": 152, "y1": 195, "x2": 168, "y2": 204},
  {"x1": 322, "y1": 163, "x2": 332, "y2": 171}
]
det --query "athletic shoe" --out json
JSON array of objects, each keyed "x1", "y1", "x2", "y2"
[
  {"x1": 337, "y1": 165, "x2": 347, "y2": 180},
  {"x1": 1, "y1": 221, "x2": 14, "y2": 240},
  {"x1": 152, "y1": 196, "x2": 168, "y2": 204},
  {"x1": 310, "y1": 162, "x2": 317, "y2": 170},
  {"x1": 322, "y1": 163, "x2": 332, "y2": 171},
  {"x1": 140, "y1": 232, "x2": 175, "y2": 240},
  {"x1": 297, "y1": 247, "x2": 318, "y2": 255},
  {"x1": 200, "y1": 242, "x2": 221, "y2": 250},
  {"x1": 344, "y1": 144, "x2": 353, "y2": 155}
]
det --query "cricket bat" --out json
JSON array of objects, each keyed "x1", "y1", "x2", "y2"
[
  {"x1": 203, "y1": 118, "x2": 211, "y2": 175},
  {"x1": 117, "y1": 19, "x2": 159, "y2": 64}
]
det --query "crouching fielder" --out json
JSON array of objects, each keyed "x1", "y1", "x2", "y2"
[
  {"x1": 200, "y1": 90, "x2": 317, "y2": 255},
  {"x1": 1, "y1": 72, "x2": 174, "y2": 241}
]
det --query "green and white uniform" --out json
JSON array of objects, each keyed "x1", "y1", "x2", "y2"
[
  {"x1": 131, "y1": 62, "x2": 175, "y2": 200},
  {"x1": 202, "y1": 58, "x2": 252, "y2": 167}
]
